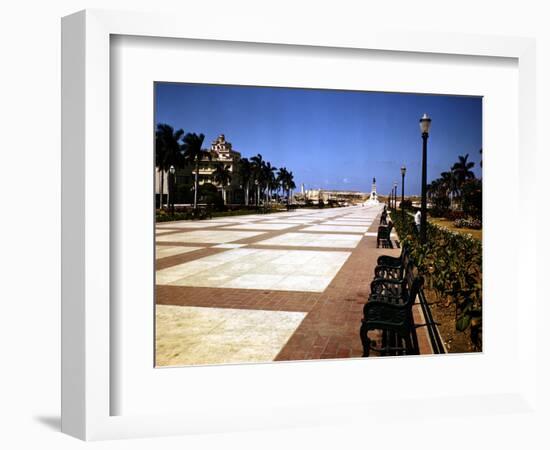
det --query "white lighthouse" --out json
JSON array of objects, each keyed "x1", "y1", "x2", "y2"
[{"x1": 365, "y1": 177, "x2": 380, "y2": 205}]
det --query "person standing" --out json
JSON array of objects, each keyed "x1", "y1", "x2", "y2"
[{"x1": 414, "y1": 209, "x2": 421, "y2": 234}]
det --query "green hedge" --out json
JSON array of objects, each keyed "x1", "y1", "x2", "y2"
[{"x1": 390, "y1": 210, "x2": 482, "y2": 350}]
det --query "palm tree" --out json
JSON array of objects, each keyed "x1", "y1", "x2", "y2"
[
  {"x1": 250, "y1": 154, "x2": 265, "y2": 206},
  {"x1": 238, "y1": 158, "x2": 253, "y2": 205},
  {"x1": 427, "y1": 178, "x2": 444, "y2": 200},
  {"x1": 212, "y1": 163, "x2": 232, "y2": 205},
  {"x1": 182, "y1": 132, "x2": 210, "y2": 210},
  {"x1": 287, "y1": 170, "x2": 296, "y2": 204},
  {"x1": 440, "y1": 171, "x2": 459, "y2": 208},
  {"x1": 452, "y1": 154, "x2": 476, "y2": 188},
  {"x1": 263, "y1": 161, "x2": 278, "y2": 202},
  {"x1": 155, "y1": 124, "x2": 184, "y2": 208},
  {"x1": 276, "y1": 167, "x2": 287, "y2": 201},
  {"x1": 277, "y1": 167, "x2": 296, "y2": 206}
]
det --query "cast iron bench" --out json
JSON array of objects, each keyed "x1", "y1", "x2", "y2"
[
  {"x1": 376, "y1": 222, "x2": 394, "y2": 248},
  {"x1": 374, "y1": 244, "x2": 410, "y2": 280},
  {"x1": 360, "y1": 258, "x2": 423, "y2": 356}
]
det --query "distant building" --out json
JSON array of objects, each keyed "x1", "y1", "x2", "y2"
[
  {"x1": 156, "y1": 134, "x2": 243, "y2": 204},
  {"x1": 295, "y1": 188, "x2": 369, "y2": 205}
]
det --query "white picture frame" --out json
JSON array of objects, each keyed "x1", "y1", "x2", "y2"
[{"x1": 61, "y1": 9, "x2": 538, "y2": 441}]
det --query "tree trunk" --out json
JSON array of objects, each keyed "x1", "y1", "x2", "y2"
[
  {"x1": 193, "y1": 160, "x2": 199, "y2": 210},
  {"x1": 159, "y1": 169, "x2": 164, "y2": 209},
  {"x1": 245, "y1": 184, "x2": 249, "y2": 206}
]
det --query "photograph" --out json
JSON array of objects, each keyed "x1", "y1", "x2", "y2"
[{"x1": 154, "y1": 82, "x2": 483, "y2": 367}]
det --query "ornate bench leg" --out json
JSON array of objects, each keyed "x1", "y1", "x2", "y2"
[
  {"x1": 360, "y1": 320, "x2": 371, "y2": 357},
  {"x1": 381, "y1": 329, "x2": 388, "y2": 356},
  {"x1": 403, "y1": 333, "x2": 414, "y2": 355}
]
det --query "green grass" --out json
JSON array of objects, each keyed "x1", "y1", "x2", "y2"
[{"x1": 429, "y1": 217, "x2": 482, "y2": 241}]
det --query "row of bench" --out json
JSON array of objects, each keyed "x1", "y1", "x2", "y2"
[{"x1": 360, "y1": 244, "x2": 425, "y2": 356}]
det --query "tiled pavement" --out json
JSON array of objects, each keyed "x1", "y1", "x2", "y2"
[{"x1": 155, "y1": 204, "x2": 433, "y2": 367}]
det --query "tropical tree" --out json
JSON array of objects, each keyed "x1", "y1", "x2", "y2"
[
  {"x1": 440, "y1": 171, "x2": 459, "y2": 208},
  {"x1": 276, "y1": 167, "x2": 288, "y2": 201},
  {"x1": 287, "y1": 170, "x2": 296, "y2": 203},
  {"x1": 277, "y1": 167, "x2": 296, "y2": 206},
  {"x1": 250, "y1": 154, "x2": 265, "y2": 205},
  {"x1": 182, "y1": 132, "x2": 210, "y2": 210},
  {"x1": 155, "y1": 123, "x2": 184, "y2": 208},
  {"x1": 238, "y1": 157, "x2": 253, "y2": 205},
  {"x1": 263, "y1": 161, "x2": 278, "y2": 202},
  {"x1": 451, "y1": 154, "x2": 476, "y2": 189},
  {"x1": 212, "y1": 163, "x2": 232, "y2": 205},
  {"x1": 461, "y1": 178, "x2": 482, "y2": 218},
  {"x1": 426, "y1": 177, "x2": 450, "y2": 216}
]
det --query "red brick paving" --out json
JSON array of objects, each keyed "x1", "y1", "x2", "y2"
[{"x1": 156, "y1": 208, "x2": 435, "y2": 361}]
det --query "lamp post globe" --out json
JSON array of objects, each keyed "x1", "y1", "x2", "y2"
[{"x1": 419, "y1": 113, "x2": 431, "y2": 244}]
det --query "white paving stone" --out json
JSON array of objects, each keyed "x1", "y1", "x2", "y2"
[
  {"x1": 212, "y1": 243, "x2": 247, "y2": 249},
  {"x1": 155, "y1": 245, "x2": 203, "y2": 259},
  {"x1": 156, "y1": 305, "x2": 306, "y2": 366},
  {"x1": 221, "y1": 223, "x2": 297, "y2": 231},
  {"x1": 256, "y1": 232, "x2": 362, "y2": 248},
  {"x1": 303, "y1": 225, "x2": 368, "y2": 233},
  {"x1": 155, "y1": 230, "x2": 265, "y2": 244},
  {"x1": 156, "y1": 221, "x2": 232, "y2": 229},
  {"x1": 156, "y1": 248, "x2": 351, "y2": 292},
  {"x1": 321, "y1": 221, "x2": 372, "y2": 226},
  {"x1": 262, "y1": 220, "x2": 318, "y2": 225}
]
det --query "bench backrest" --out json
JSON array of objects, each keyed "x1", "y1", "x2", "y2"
[
  {"x1": 377, "y1": 225, "x2": 389, "y2": 238},
  {"x1": 404, "y1": 271, "x2": 424, "y2": 306}
]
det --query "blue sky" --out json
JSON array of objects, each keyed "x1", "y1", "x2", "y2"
[{"x1": 155, "y1": 83, "x2": 482, "y2": 195}]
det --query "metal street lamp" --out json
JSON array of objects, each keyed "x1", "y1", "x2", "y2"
[
  {"x1": 393, "y1": 181, "x2": 398, "y2": 210},
  {"x1": 401, "y1": 165, "x2": 406, "y2": 221},
  {"x1": 419, "y1": 113, "x2": 432, "y2": 244},
  {"x1": 168, "y1": 165, "x2": 176, "y2": 216}
]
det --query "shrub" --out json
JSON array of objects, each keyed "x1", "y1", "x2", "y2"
[
  {"x1": 430, "y1": 194, "x2": 451, "y2": 217},
  {"x1": 444, "y1": 210, "x2": 465, "y2": 221},
  {"x1": 391, "y1": 211, "x2": 482, "y2": 350},
  {"x1": 199, "y1": 183, "x2": 224, "y2": 211},
  {"x1": 454, "y1": 217, "x2": 482, "y2": 229},
  {"x1": 461, "y1": 178, "x2": 482, "y2": 218},
  {"x1": 174, "y1": 183, "x2": 194, "y2": 204}
]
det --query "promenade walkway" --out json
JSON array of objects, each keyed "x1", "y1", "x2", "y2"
[{"x1": 155, "y1": 204, "x2": 432, "y2": 366}]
